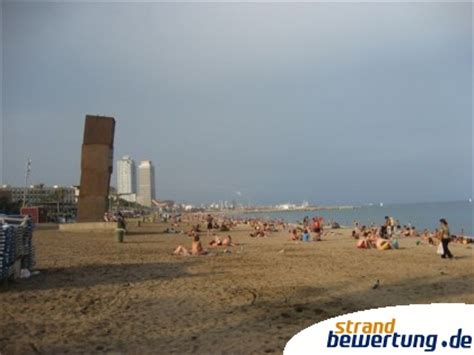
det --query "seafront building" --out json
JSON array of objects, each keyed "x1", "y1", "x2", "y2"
[
  {"x1": 116, "y1": 155, "x2": 137, "y2": 202},
  {"x1": 0, "y1": 184, "x2": 77, "y2": 205},
  {"x1": 137, "y1": 160, "x2": 156, "y2": 207}
]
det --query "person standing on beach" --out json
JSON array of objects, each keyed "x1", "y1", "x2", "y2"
[
  {"x1": 438, "y1": 218, "x2": 453, "y2": 259},
  {"x1": 116, "y1": 212, "x2": 126, "y2": 230},
  {"x1": 382, "y1": 216, "x2": 389, "y2": 238},
  {"x1": 382, "y1": 216, "x2": 392, "y2": 237},
  {"x1": 206, "y1": 214, "x2": 213, "y2": 237}
]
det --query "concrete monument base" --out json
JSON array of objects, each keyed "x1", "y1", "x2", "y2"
[{"x1": 59, "y1": 222, "x2": 117, "y2": 233}]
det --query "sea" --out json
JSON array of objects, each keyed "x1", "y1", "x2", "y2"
[{"x1": 234, "y1": 201, "x2": 473, "y2": 236}]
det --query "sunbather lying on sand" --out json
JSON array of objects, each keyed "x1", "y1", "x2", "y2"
[
  {"x1": 164, "y1": 227, "x2": 181, "y2": 234},
  {"x1": 452, "y1": 235, "x2": 472, "y2": 244},
  {"x1": 403, "y1": 226, "x2": 415, "y2": 237},
  {"x1": 209, "y1": 235, "x2": 223, "y2": 246},
  {"x1": 209, "y1": 234, "x2": 222, "y2": 247},
  {"x1": 356, "y1": 232, "x2": 378, "y2": 249},
  {"x1": 222, "y1": 235, "x2": 233, "y2": 246},
  {"x1": 421, "y1": 229, "x2": 435, "y2": 245},
  {"x1": 209, "y1": 234, "x2": 233, "y2": 246},
  {"x1": 250, "y1": 230, "x2": 267, "y2": 237},
  {"x1": 173, "y1": 235, "x2": 208, "y2": 256}
]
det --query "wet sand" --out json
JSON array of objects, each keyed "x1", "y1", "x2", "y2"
[{"x1": 1, "y1": 222, "x2": 473, "y2": 354}]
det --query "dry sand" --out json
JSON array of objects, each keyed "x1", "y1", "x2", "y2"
[{"x1": 1, "y1": 221, "x2": 473, "y2": 354}]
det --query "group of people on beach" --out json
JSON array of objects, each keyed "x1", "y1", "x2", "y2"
[
  {"x1": 351, "y1": 216, "x2": 470, "y2": 258},
  {"x1": 173, "y1": 214, "x2": 238, "y2": 256},
  {"x1": 172, "y1": 213, "x2": 348, "y2": 255},
  {"x1": 290, "y1": 227, "x2": 322, "y2": 242},
  {"x1": 248, "y1": 221, "x2": 279, "y2": 238},
  {"x1": 172, "y1": 237, "x2": 233, "y2": 256},
  {"x1": 351, "y1": 216, "x2": 424, "y2": 241},
  {"x1": 290, "y1": 216, "x2": 344, "y2": 242},
  {"x1": 169, "y1": 211, "x2": 470, "y2": 260}
]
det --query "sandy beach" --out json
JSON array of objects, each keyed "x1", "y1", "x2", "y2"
[{"x1": 1, "y1": 221, "x2": 473, "y2": 354}]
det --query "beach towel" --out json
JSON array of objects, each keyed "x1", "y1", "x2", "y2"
[{"x1": 436, "y1": 243, "x2": 444, "y2": 255}]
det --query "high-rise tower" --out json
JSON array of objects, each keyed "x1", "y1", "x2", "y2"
[
  {"x1": 117, "y1": 155, "x2": 136, "y2": 202},
  {"x1": 137, "y1": 160, "x2": 155, "y2": 207}
]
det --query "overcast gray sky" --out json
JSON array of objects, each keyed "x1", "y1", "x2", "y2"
[{"x1": 1, "y1": 1, "x2": 472, "y2": 205}]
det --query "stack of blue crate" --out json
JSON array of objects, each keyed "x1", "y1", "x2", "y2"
[{"x1": 0, "y1": 216, "x2": 35, "y2": 282}]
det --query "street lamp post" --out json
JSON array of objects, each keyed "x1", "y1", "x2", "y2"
[{"x1": 22, "y1": 159, "x2": 32, "y2": 208}]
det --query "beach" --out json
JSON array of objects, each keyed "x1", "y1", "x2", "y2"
[{"x1": 1, "y1": 221, "x2": 473, "y2": 354}]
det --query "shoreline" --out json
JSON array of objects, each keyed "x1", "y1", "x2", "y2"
[{"x1": 219, "y1": 206, "x2": 359, "y2": 214}]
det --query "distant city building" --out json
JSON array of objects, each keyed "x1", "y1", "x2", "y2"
[
  {"x1": 117, "y1": 155, "x2": 137, "y2": 202},
  {"x1": 276, "y1": 203, "x2": 297, "y2": 210},
  {"x1": 0, "y1": 185, "x2": 76, "y2": 205},
  {"x1": 137, "y1": 160, "x2": 155, "y2": 207}
]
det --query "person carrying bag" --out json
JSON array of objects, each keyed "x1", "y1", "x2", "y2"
[{"x1": 438, "y1": 218, "x2": 453, "y2": 259}]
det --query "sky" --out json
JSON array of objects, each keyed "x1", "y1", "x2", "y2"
[{"x1": 1, "y1": 1, "x2": 472, "y2": 205}]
